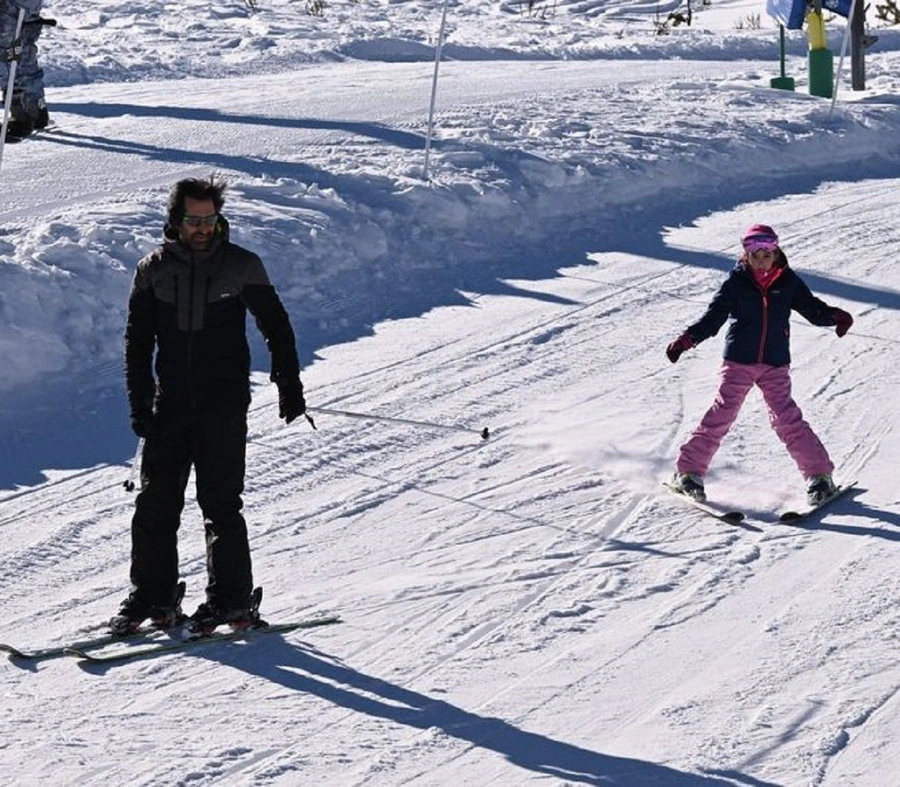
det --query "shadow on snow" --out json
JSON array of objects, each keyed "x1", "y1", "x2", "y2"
[
  {"x1": 199, "y1": 637, "x2": 778, "y2": 786},
  {"x1": 2, "y1": 105, "x2": 899, "y2": 489}
]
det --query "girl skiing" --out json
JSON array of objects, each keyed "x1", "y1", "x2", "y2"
[{"x1": 665, "y1": 224, "x2": 853, "y2": 506}]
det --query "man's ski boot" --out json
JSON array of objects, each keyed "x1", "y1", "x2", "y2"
[
  {"x1": 108, "y1": 581, "x2": 187, "y2": 636},
  {"x1": 671, "y1": 472, "x2": 706, "y2": 502},
  {"x1": 3, "y1": 92, "x2": 49, "y2": 142},
  {"x1": 806, "y1": 474, "x2": 838, "y2": 506},
  {"x1": 186, "y1": 587, "x2": 265, "y2": 638}
]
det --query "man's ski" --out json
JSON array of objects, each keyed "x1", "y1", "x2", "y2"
[
  {"x1": 779, "y1": 481, "x2": 857, "y2": 523},
  {"x1": 64, "y1": 616, "x2": 341, "y2": 663},
  {"x1": 4, "y1": 582, "x2": 185, "y2": 662},
  {"x1": 1, "y1": 624, "x2": 175, "y2": 662},
  {"x1": 664, "y1": 483, "x2": 752, "y2": 527}
]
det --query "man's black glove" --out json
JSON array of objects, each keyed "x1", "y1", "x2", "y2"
[
  {"x1": 130, "y1": 409, "x2": 155, "y2": 439},
  {"x1": 277, "y1": 379, "x2": 306, "y2": 424}
]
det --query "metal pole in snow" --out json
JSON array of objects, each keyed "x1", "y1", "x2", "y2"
[
  {"x1": 123, "y1": 438, "x2": 144, "y2": 492},
  {"x1": 423, "y1": 0, "x2": 450, "y2": 180},
  {"x1": 0, "y1": 7, "x2": 26, "y2": 171},
  {"x1": 829, "y1": 0, "x2": 859, "y2": 118}
]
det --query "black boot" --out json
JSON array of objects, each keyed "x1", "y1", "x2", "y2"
[
  {"x1": 31, "y1": 96, "x2": 49, "y2": 130},
  {"x1": 3, "y1": 94, "x2": 49, "y2": 141},
  {"x1": 108, "y1": 581, "x2": 187, "y2": 636},
  {"x1": 187, "y1": 587, "x2": 264, "y2": 636},
  {"x1": 671, "y1": 471, "x2": 706, "y2": 502}
]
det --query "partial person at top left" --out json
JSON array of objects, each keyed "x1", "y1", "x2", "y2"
[{"x1": 1, "y1": 0, "x2": 51, "y2": 142}]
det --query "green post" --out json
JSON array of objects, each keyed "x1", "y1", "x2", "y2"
[
  {"x1": 770, "y1": 25, "x2": 796, "y2": 91},
  {"x1": 807, "y1": 6, "x2": 834, "y2": 98},
  {"x1": 808, "y1": 47, "x2": 834, "y2": 98}
]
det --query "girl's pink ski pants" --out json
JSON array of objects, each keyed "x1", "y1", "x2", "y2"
[{"x1": 676, "y1": 361, "x2": 834, "y2": 479}]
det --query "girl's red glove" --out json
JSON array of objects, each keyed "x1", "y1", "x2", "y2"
[
  {"x1": 832, "y1": 308, "x2": 853, "y2": 337},
  {"x1": 666, "y1": 332, "x2": 695, "y2": 363}
]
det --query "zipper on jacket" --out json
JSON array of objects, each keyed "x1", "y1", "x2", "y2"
[
  {"x1": 757, "y1": 292, "x2": 768, "y2": 364},
  {"x1": 187, "y1": 256, "x2": 196, "y2": 409},
  {"x1": 203, "y1": 276, "x2": 211, "y2": 319}
]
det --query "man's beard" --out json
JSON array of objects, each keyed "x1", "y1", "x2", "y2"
[{"x1": 188, "y1": 233, "x2": 213, "y2": 250}]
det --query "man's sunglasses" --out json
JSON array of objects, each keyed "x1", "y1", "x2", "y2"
[{"x1": 182, "y1": 213, "x2": 218, "y2": 227}]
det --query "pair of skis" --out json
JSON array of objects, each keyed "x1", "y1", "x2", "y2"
[
  {"x1": 1, "y1": 615, "x2": 340, "y2": 665},
  {"x1": 664, "y1": 481, "x2": 857, "y2": 526}
]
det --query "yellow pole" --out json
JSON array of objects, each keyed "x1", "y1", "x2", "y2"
[
  {"x1": 808, "y1": 9, "x2": 827, "y2": 49},
  {"x1": 807, "y1": 7, "x2": 834, "y2": 98}
]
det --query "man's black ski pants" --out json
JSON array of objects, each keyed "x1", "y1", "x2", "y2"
[{"x1": 130, "y1": 405, "x2": 253, "y2": 610}]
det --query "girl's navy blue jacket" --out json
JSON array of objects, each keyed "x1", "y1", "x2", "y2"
[{"x1": 686, "y1": 252, "x2": 839, "y2": 367}]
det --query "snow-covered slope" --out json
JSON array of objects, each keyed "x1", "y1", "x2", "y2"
[{"x1": 2, "y1": 1, "x2": 899, "y2": 784}]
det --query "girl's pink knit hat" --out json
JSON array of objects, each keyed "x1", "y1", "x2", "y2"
[{"x1": 742, "y1": 224, "x2": 779, "y2": 251}]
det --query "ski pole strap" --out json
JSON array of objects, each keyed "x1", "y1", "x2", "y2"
[
  {"x1": 2, "y1": 38, "x2": 22, "y2": 64},
  {"x1": 2, "y1": 18, "x2": 54, "y2": 63}
]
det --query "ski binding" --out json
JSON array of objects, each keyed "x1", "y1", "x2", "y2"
[{"x1": 779, "y1": 481, "x2": 857, "y2": 522}]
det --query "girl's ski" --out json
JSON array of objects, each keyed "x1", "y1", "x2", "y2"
[
  {"x1": 664, "y1": 483, "x2": 749, "y2": 526},
  {"x1": 779, "y1": 481, "x2": 857, "y2": 522}
]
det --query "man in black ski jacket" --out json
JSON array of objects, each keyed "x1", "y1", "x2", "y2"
[{"x1": 111, "y1": 176, "x2": 306, "y2": 635}]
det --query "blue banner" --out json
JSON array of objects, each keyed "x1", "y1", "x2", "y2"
[
  {"x1": 767, "y1": 0, "x2": 854, "y2": 30},
  {"x1": 766, "y1": 0, "x2": 806, "y2": 29},
  {"x1": 822, "y1": 0, "x2": 853, "y2": 16}
]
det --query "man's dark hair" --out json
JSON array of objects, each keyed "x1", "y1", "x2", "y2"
[{"x1": 167, "y1": 176, "x2": 228, "y2": 227}]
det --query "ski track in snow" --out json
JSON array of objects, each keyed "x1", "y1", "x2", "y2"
[
  {"x1": 3, "y1": 1, "x2": 900, "y2": 784},
  {"x1": 7, "y1": 178, "x2": 899, "y2": 783},
  {"x1": 5, "y1": 179, "x2": 900, "y2": 782}
]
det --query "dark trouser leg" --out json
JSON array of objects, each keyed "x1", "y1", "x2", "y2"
[
  {"x1": 130, "y1": 412, "x2": 191, "y2": 607},
  {"x1": 193, "y1": 408, "x2": 253, "y2": 609},
  {"x1": 18, "y1": 8, "x2": 46, "y2": 104}
]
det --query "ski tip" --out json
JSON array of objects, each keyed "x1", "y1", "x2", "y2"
[{"x1": 0, "y1": 644, "x2": 29, "y2": 660}]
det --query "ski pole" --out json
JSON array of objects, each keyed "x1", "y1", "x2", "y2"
[
  {"x1": 0, "y1": 6, "x2": 26, "y2": 171},
  {"x1": 308, "y1": 406, "x2": 489, "y2": 440},
  {"x1": 122, "y1": 437, "x2": 144, "y2": 492}
]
